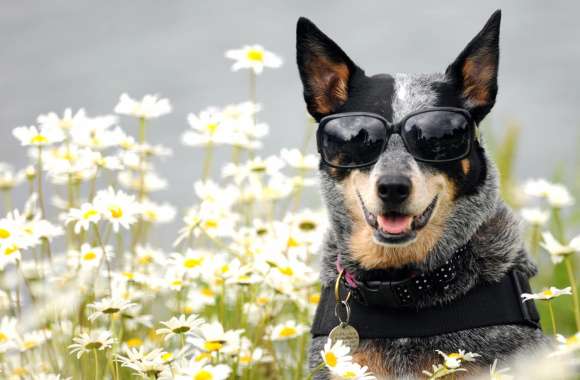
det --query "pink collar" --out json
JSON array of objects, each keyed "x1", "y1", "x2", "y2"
[{"x1": 336, "y1": 259, "x2": 358, "y2": 288}]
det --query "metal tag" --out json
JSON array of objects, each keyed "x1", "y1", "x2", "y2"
[{"x1": 329, "y1": 322, "x2": 359, "y2": 352}]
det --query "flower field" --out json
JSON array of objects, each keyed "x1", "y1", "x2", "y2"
[{"x1": 0, "y1": 45, "x2": 579, "y2": 379}]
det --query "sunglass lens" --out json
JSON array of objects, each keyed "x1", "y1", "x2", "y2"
[
  {"x1": 320, "y1": 116, "x2": 386, "y2": 167},
  {"x1": 402, "y1": 111, "x2": 471, "y2": 161}
]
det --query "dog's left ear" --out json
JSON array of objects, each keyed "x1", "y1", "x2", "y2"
[
  {"x1": 296, "y1": 17, "x2": 359, "y2": 120},
  {"x1": 446, "y1": 10, "x2": 501, "y2": 122}
]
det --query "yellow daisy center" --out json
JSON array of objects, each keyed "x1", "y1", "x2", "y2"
[
  {"x1": 342, "y1": 371, "x2": 357, "y2": 379},
  {"x1": 309, "y1": 294, "x2": 321, "y2": 304},
  {"x1": 195, "y1": 370, "x2": 214, "y2": 380},
  {"x1": 31, "y1": 135, "x2": 48, "y2": 144},
  {"x1": 278, "y1": 266, "x2": 294, "y2": 276},
  {"x1": 287, "y1": 237, "x2": 300, "y2": 248},
  {"x1": 279, "y1": 326, "x2": 297, "y2": 338},
  {"x1": 22, "y1": 340, "x2": 37, "y2": 350},
  {"x1": 0, "y1": 332, "x2": 7, "y2": 342},
  {"x1": 184, "y1": 257, "x2": 203, "y2": 269},
  {"x1": 246, "y1": 49, "x2": 264, "y2": 62},
  {"x1": 0, "y1": 228, "x2": 11, "y2": 239},
  {"x1": 448, "y1": 353, "x2": 462, "y2": 359},
  {"x1": 4, "y1": 245, "x2": 18, "y2": 256},
  {"x1": 195, "y1": 352, "x2": 212, "y2": 362},
  {"x1": 83, "y1": 252, "x2": 97, "y2": 261},
  {"x1": 161, "y1": 352, "x2": 173, "y2": 362},
  {"x1": 83, "y1": 209, "x2": 99, "y2": 220},
  {"x1": 240, "y1": 354, "x2": 252, "y2": 365},
  {"x1": 206, "y1": 122, "x2": 219, "y2": 134},
  {"x1": 138, "y1": 255, "x2": 153, "y2": 265},
  {"x1": 204, "y1": 219, "x2": 218, "y2": 229},
  {"x1": 299, "y1": 221, "x2": 317, "y2": 231},
  {"x1": 542, "y1": 290, "x2": 554, "y2": 297},
  {"x1": 127, "y1": 338, "x2": 143, "y2": 348},
  {"x1": 204, "y1": 340, "x2": 224, "y2": 352},
  {"x1": 109, "y1": 206, "x2": 123, "y2": 219},
  {"x1": 566, "y1": 335, "x2": 579, "y2": 345},
  {"x1": 325, "y1": 352, "x2": 337, "y2": 367},
  {"x1": 201, "y1": 288, "x2": 214, "y2": 297}
]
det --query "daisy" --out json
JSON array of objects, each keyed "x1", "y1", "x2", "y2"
[
  {"x1": 435, "y1": 349, "x2": 480, "y2": 369},
  {"x1": 541, "y1": 232, "x2": 580, "y2": 264},
  {"x1": 222, "y1": 156, "x2": 285, "y2": 185},
  {"x1": 520, "y1": 208, "x2": 550, "y2": 226},
  {"x1": 93, "y1": 187, "x2": 141, "y2": 232},
  {"x1": 65, "y1": 202, "x2": 102, "y2": 234},
  {"x1": 170, "y1": 359, "x2": 231, "y2": 380},
  {"x1": 87, "y1": 296, "x2": 137, "y2": 321},
  {"x1": 182, "y1": 107, "x2": 234, "y2": 146},
  {"x1": 118, "y1": 170, "x2": 168, "y2": 193},
  {"x1": 190, "y1": 321, "x2": 243, "y2": 354},
  {"x1": 71, "y1": 243, "x2": 113, "y2": 270},
  {"x1": 330, "y1": 362, "x2": 376, "y2": 380},
  {"x1": 69, "y1": 330, "x2": 115, "y2": 358},
  {"x1": 321, "y1": 338, "x2": 352, "y2": 370},
  {"x1": 280, "y1": 148, "x2": 318, "y2": 170},
  {"x1": 139, "y1": 200, "x2": 176, "y2": 224},
  {"x1": 269, "y1": 320, "x2": 308, "y2": 341},
  {"x1": 193, "y1": 180, "x2": 239, "y2": 209},
  {"x1": 521, "y1": 286, "x2": 572, "y2": 302},
  {"x1": 0, "y1": 316, "x2": 18, "y2": 353},
  {"x1": 117, "y1": 347, "x2": 170, "y2": 379},
  {"x1": 114, "y1": 93, "x2": 172, "y2": 119},
  {"x1": 36, "y1": 108, "x2": 88, "y2": 132},
  {"x1": 0, "y1": 163, "x2": 24, "y2": 190},
  {"x1": 546, "y1": 184, "x2": 574, "y2": 208},
  {"x1": 170, "y1": 250, "x2": 207, "y2": 276},
  {"x1": 16, "y1": 330, "x2": 50, "y2": 352},
  {"x1": 13, "y1": 125, "x2": 65, "y2": 146},
  {"x1": 225, "y1": 45, "x2": 282, "y2": 74},
  {"x1": 156, "y1": 314, "x2": 204, "y2": 342},
  {"x1": 550, "y1": 332, "x2": 580, "y2": 357}
]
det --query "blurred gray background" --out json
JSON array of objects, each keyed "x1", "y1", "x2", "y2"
[{"x1": 1, "y1": 1, "x2": 579, "y2": 246}]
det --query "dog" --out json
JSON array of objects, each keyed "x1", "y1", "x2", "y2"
[{"x1": 296, "y1": 10, "x2": 550, "y2": 379}]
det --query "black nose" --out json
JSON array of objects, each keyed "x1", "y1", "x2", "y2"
[{"x1": 377, "y1": 175, "x2": 412, "y2": 205}]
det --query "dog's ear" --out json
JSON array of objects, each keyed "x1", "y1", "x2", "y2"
[
  {"x1": 446, "y1": 10, "x2": 501, "y2": 122},
  {"x1": 296, "y1": 17, "x2": 359, "y2": 119}
]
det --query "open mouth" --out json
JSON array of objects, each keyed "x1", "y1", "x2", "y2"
[{"x1": 357, "y1": 191, "x2": 438, "y2": 245}]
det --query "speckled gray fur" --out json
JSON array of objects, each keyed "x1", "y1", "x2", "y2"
[{"x1": 309, "y1": 74, "x2": 550, "y2": 379}]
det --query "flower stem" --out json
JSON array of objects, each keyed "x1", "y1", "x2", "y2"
[
  {"x1": 202, "y1": 142, "x2": 214, "y2": 180},
  {"x1": 36, "y1": 145, "x2": 46, "y2": 218},
  {"x1": 547, "y1": 301, "x2": 557, "y2": 335},
  {"x1": 93, "y1": 349, "x2": 99, "y2": 380},
  {"x1": 94, "y1": 225, "x2": 113, "y2": 296},
  {"x1": 564, "y1": 256, "x2": 580, "y2": 330}
]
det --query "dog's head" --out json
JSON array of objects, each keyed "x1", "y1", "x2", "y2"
[{"x1": 296, "y1": 11, "x2": 502, "y2": 270}]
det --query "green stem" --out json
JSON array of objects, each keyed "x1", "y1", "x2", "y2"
[
  {"x1": 2, "y1": 189, "x2": 13, "y2": 213},
  {"x1": 36, "y1": 145, "x2": 46, "y2": 218},
  {"x1": 552, "y1": 207, "x2": 564, "y2": 242},
  {"x1": 94, "y1": 226, "x2": 113, "y2": 296},
  {"x1": 547, "y1": 301, "x2": 557, "y2": 335},
  {"x1": 93, "y1": 349, "x2": 99, "y2": 380},
  {"x1": 202, "y1": 142, "x2": 214, "y2": 180},
  {"x1": 564, "y1": 257, "x2": 580, "y2": 330}
]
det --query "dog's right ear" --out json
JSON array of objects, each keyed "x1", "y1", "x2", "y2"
[{"x1": 296, "y1": 17, "x2": 358, "y2": 119}]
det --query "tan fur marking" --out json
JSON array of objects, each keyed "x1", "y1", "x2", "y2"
[
  {"x1": 461, "y1": 158, "x2": 471, "y2": 175},
  {"x1": 343, "y1": 171, "x2": 457, "y2": 269},
  {"x1": 462, "y1": 51, "x2": 495, "y2": 106},
  {"x1": 307, "y1": 57, "x2": 350, "y2": 114}
]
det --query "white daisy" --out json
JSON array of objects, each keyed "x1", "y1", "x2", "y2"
[
  {"x1": 330, "y1": 362, "x2": 376, "y2": 380},
  {"x1": 269, "y1": 320, "x2": 308, "y2": 341},
  {"x1": 225, "y1": 45, "x2": 282, "y2": 74},
  {"x1": 541, "y1": 232, "x2": 580, "y2": 264},
  {"x1": 88, "y1": 296, "x2": 137, "y2": 321},
  {"x1": 320, "y1": 338, "x2": 352, "y2": 370},
  {"x1": 169, "y1": 359, "x2": 231, "y2": 380},
  {"x1": 13, "y1": 125, "x2": 65, "y2": 146},
  {"x1": 68, "y1": 330, "x2": 115, "y2": 358},
  {"x1": 156, "y1": 314, "x2": 204, "y2": 342},
  {"x1": 114, "y1": 93, "x2": 172, "y2": 119},
  {"x1": 520, "y1": 208, "x2": 550, "y2": 226},
  {"x1": 65, "y1": 202, "x2": 102, "y2": 234},
  {"x1": 280, "y1": 148, "x2": 318, "y2": 170},
  {"x1": 521, "y1": 286, "x2": 572, "y2": 302},
  {"x1": 93, "y1": 187, "x2": 141, "y2": 232}
]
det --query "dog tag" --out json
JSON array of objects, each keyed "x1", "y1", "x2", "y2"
[{"x1": 329, "y1": 322, "x2": 359, "y2": 352}]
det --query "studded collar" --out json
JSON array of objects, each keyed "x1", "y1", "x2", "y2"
[{"x1": 336, "y1": 244, "x2": 468, "y2": 309}]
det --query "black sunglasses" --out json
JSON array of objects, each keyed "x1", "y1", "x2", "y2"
[{"x1": 316, "y1": 107, "x2": 478, "y2": 169}]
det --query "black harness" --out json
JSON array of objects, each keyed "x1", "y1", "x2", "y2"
[{"x1": 311, "y1": 245, "x2": 541, "y2": 339}]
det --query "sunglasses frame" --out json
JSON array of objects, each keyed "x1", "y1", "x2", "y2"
[{"x1": 316, "y1": 107, "x2": 477, "y2": 169}]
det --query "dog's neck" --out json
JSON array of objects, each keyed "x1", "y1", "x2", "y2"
[{"x1": 319, "y1": 158, "x2": 538, "y2": 307}]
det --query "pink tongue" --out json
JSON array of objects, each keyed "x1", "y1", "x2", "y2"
[{"x1": 377, "y1": 214, "x2": 412, "y2": 234}]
